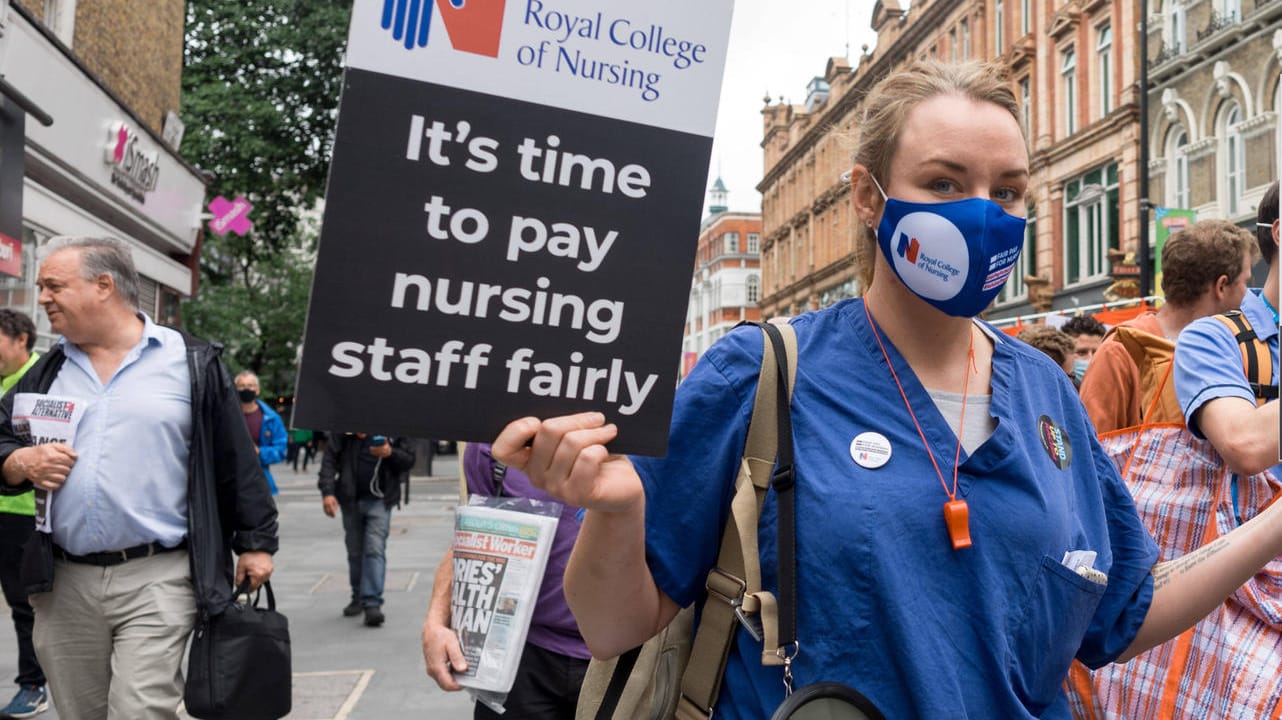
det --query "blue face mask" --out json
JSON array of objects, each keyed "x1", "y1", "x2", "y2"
[
  {"x1": 1072, "y1": 358, "x2": 1089, "y2": 384},
  {"x1": 871, "y1": 176, "x2": 1028, "y2": 317}
]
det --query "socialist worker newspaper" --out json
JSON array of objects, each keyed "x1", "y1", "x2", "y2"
[
  {"x1": 11, "y1": 394, "x2": 87, "y2": 533},
  {"x1": 451, "y1": 497, "x2": 559, "y2": 699}
]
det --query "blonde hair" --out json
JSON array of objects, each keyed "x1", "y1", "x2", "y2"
[{"x1": 851, "y1": 60, "x2": 1024, "y2": 290}]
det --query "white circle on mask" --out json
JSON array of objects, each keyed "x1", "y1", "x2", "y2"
[{"x1": 887, "y1": 212, "x2": 970, "y2": 301}]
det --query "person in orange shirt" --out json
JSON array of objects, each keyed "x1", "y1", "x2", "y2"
[{"x1": 1079, "y1": 219, "x2": 1257, "y2": 434}]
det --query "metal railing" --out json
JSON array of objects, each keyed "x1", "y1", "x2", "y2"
[
  {"x1": 1151, "y1": 39, "x2": 1183, "y2": 65},
  {"x1": 1197, "y1": 9, "x2": 1239, "y2": 41}
]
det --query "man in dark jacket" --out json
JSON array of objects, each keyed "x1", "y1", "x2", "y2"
[
  {"x1": 0, "y1": 237, "x2": 278, "y2": 720},
  {"x1": 318, "y1": 433, "x2": 414, "y2": 627}
]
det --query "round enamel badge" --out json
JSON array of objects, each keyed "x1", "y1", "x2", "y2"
[
  {"x1": 1038, "y1": 415, "x2": 1072, "y2": 470},
  {"x1": 850, "y1": 432, "x2": 892, "y2": 469}
]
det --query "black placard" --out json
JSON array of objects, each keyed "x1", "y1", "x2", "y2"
[{"x1": 294, "y1": 68, "x2": 710, "y2": 455}]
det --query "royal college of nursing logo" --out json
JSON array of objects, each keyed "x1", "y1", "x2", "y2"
[
  {"x1": 381, "y1": 0, "x2": 506, "y2": 56},
  {"x1": 889, "y1": 212, "x2": 968, "y2": 301}
]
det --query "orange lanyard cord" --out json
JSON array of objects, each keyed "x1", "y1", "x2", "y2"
[{"x1": 863, "y1": 299, "x2": 973, "y2": 502}]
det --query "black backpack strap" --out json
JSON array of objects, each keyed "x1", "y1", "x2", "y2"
[
  {"x1": 595, "y1": 646, "x2": 642, "y2": 719},
  {"x1": 491, "y1": 460, "x2": 509, "y2": 497},
  {"x1": 1215, "y1": 311, "x2": 1278, "y2": 404}
]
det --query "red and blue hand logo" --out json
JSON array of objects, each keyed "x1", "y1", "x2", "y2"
[{"x1": 381, "y1": 0, "x2": 505, "y2": 57}]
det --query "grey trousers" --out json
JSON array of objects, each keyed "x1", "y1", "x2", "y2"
[{"x1": 30, "y1": 550, "x2": 196, "y2": 720}]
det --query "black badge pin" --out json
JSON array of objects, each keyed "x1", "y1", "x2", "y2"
[{"x1": 1038, "y1": 415, "x2": 1072, "y2": 470}]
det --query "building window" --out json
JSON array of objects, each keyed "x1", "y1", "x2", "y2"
[
  {"x1": 995, "y1": 0, "x2": 1005, "y2": 52},
  {"x1": 1020, "y1": 77, "x2": 1032, "y2": 137},
  {"x1": 1166, "y1": 126, "x2": 1190, "y2": 209},
  {"x1": 747, "y1": 233, "x2": 760, "y2": 254},
  {"x1": 1021, "y1": 0, "x2": 1030, "y2": 35},
  {"x1": 1166, "y1": 1, "x2": 1186, "y2": 54},
  {"x1": 1221, "y1": 102, "x2": 1245, "y2": 216},
  {"x1": 950, "y1": 29, "x2": 958, "y2": 61},
  {"x1": 1218, "y1": 0, "x2": 1240, "y2": 22},
  {"x1": 1061, "y1": 48, "x2": 1077, "y2": 135},
  {"x1": 1097, "y1": 25, "x2": 1112, "y2": 117},
  {"x1": 999, "y1": 204, "x2": 1035, "y2": 302},
  {"x1": 746, "y1": 275, "x2": 761, "y2": 304},
  {"x1": 42, "y1": 0, "x2": 77, "y2": 46},
  {"x1": 725, "y1": 232, "x2": 739, "y2": 254},
  {"x1": 1063, "y1": 163, "x2": 1120, "y2": 285},
  {"x1": 961, "y1": 19, "x2": 970, "y2": 58},
  {"x1": 0, "y1": 228, "x2": 38, "y2": 317}
]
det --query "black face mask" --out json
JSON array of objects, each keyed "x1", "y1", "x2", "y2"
[{"x1": 238, "y1": 389, "x2": 258, "y2": 403}]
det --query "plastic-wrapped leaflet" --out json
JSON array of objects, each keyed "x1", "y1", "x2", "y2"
[{"x1": 451, "y1": 495, "x2": 560, "y2": 709}]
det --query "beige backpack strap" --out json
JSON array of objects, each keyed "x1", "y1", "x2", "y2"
[
  {"x1": 457, "y1": 441, "x2": 469, "y2": 506},
  {"x1": 676, "y1": 323, "x2": 797, "y2": 720}
]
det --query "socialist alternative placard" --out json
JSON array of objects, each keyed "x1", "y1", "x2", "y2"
[{"x1": 293, "y1": 0, "x2": 734, "y2": 455}]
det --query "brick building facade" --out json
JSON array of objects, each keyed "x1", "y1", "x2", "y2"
[
  {"x1": 758, "y1": 0, "x2": 1281, "y2": 320},
  {"x1": 681, "y1": 179, "x2": 762, "y2": 376}
]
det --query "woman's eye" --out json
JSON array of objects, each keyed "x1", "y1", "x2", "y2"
[
  {"x1": 930, "y1": 180, "x2": 958, "y2": 193},
  {"x1": 993, "y1": 188, "x2": 1021, "y2": 202}
]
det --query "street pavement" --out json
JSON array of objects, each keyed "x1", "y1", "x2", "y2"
[{"x1": 0, "y1": 454, "x2": 479, "y2": 719}]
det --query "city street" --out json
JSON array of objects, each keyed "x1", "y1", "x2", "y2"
[{"x1": 0, "y1": 455, "x2": 478, "y2": 719}]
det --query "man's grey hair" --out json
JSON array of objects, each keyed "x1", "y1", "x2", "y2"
[{"x1": 46, "y1": 237, "x2": 141, "y2": 310}]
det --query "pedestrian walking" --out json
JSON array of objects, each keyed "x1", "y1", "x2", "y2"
[
  {"x1": 318, "y1": 433, "x2": 414, "y2": 627},
  {"x1": 0, "y1": 237, "x2": 277, "y2": 720},
  {"x1": 0, "y1": 310, "x2": 45, "y2": 719}
]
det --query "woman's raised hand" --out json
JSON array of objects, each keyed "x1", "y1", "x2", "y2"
[{"x1": 492, "y1": 412, "x2": 644, "y2": 514}]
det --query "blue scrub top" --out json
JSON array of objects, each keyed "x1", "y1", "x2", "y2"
[{"x1": 633, "y1": 299, "x2": 1158, "y2": 719}]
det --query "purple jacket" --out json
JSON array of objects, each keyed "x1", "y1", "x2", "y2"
[{"x1": 463, "y1": 443, "x2": 589, "y2": 659}]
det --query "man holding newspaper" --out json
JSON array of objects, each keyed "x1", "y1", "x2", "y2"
[{"x1": 0, "y1": 237, "x2": 278, "y2": 720}]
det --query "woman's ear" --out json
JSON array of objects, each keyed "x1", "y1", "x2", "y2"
[{"x1": 848, "y1": 165, "x2": 883, "y2": 229}]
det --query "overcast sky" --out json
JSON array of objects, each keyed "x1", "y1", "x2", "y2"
[{"x1": 704, "y1": 1, "x2": 881, "y2": 217}]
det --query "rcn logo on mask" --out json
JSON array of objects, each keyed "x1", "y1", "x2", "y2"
[
  {"x1": 889, "y1": 212, "x2": 969, "y2": 301},
  {"x1": 380, "y1": 0, "x2": 505, "y2": 56}
]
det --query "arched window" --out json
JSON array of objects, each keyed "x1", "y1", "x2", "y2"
[
  {"x1": 1166, "y1": 126, "x2": 1190, "y2": 209},
  {"x1": 1220, "y1": 101, "x2": 1245, "y2": 216},
  {"x1": 1276, "y1": 82, "x2": 1281, "y2": 185},
  {"x1": 1166, "y1": 0, "x2": 1186, "y2": 54}
]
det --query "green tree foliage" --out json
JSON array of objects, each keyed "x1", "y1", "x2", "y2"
[{"x1": 179, "y1": 0, "x2": 351, "y2": 396}]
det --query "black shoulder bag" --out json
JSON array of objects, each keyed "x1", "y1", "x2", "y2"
[{"x1": 184, "y1": 580, "x2": 292, "y2": 720}]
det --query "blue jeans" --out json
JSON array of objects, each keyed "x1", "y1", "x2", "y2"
[{"x1": 340, "y1": 497, "x2": 390, "y2": 607}]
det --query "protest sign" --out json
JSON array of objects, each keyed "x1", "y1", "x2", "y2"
[
  {"x1": 12, "y1": 393, "x2": 86, "y2": 533},
  {"x1": 293, "y1": 0, "x2": 734, "y2": 455}
]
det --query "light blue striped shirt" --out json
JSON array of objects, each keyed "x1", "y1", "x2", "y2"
[{"x1": 48, "y1": 315, "x2": 191, "y2": 554}]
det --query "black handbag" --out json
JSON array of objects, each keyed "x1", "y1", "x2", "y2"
[{"x1": 184, "y1": 580, "x2": 292, "y2": 720}]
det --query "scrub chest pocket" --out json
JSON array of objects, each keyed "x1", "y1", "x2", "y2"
[{"x1": 1006, "y1": 555, "x2": 1107, "y2": 713}]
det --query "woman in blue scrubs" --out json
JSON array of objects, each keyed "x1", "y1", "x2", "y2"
[{"x1": 492, "y1": 60, "x2": 1282, "y2": 718}]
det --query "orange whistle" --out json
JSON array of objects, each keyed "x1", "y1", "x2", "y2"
[{"x1": 943, "y1": 499, "x2": 972, "y2": 550}]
